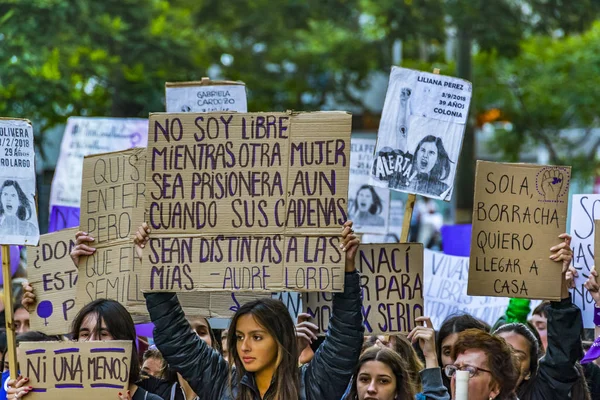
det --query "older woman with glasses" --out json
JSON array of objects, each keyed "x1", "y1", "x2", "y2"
[{"x1": 445, "y1": 329, "x2": 519, "y2": 400}]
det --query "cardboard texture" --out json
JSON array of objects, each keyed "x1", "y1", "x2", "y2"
[
  {"x1": 304, "y1": 243, "x2": 424, "y2": 335},
  {"x1": 27, "y1": 228, "x2": 79, "y2": 334},
  {"x1": 569, "y1": 195, "x2": 600, "y2": 328},
  {"x1": 77, "y1": 148, "x2": 147, "y2": 307},
  {"x1": 18, "y1": 341, "x2": 132, "y2": 400},
  {"x1": 165, "y1": 79, "x2": 247, "y2": 113},
  {"x1": 143, "y1": 112, "x2": 351, "y2": 292},
  {"x1": 468, "y1": 161, "x2": 571, "y2": 300},
  {"x1": 0, "y1": 118, "x2": 40, "y2": 245}
]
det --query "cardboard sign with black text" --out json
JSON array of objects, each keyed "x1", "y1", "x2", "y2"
[
  {"x1": 18, "y1": 341, "x2": 131, "y2": 400},
  {"x1": 143, "y1": 112, "x2": 351, "y2": 293},
  {"x1": 27, "y1": 228, "x2": 79, "y2": 334},
  {"x1": 304, "y1": 243, "x2": 423, "y2": 334},
  {"x1": 468, "y1": 161, "x2": 571, "y2": 300}
]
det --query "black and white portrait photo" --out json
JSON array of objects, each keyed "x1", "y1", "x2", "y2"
[
  {"x1": 370, "y1": 67, "x2": 472, "y2": 201},
  {"x1": 0, "y1": 179, "x2": 38, "y2": 237}
]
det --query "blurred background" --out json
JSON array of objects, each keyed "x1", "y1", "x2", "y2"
[{"x1": 1, "y1": 0, "x2": 600, "y2": 236}]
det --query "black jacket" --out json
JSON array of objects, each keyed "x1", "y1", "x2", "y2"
[
  {"x1": 145, "y1": 271, "x2": 364, "y2": 400},
  {"x1": 519, "y1": 295, "x2": 584, "y2": 400}
]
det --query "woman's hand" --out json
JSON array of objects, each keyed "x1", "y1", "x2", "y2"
[
  {"x1": 341, "y1": 220, "x2": 359, "y2": 272},
  {"x1": 407, "y1": 316, "x2": 438, "y2": 369},
  {"x1": 21, "y1": 282, "x2": 36, "y2": 311},
  {"x1": 584, "y1": 267, "x2": 600, "y2": 307},
  {"x1": 133, "y1": 223, "x2": 152, "y2": 260},
  {"x1": 295, "y1": 313, "x2": 319, "y2": 352},
  {"x1": 549, "y1": 233, "x2": 573, "y2": 299},
  {"x1": 70, "y1": 231, "x2": 96, "y2": 268},
  {"x1": 6, "y1": 376, "x2": 32, "y2": 399}
]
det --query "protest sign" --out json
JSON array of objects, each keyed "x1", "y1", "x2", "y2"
[
  {"x1": 370, "y1": 67, "x2": 472, "y2": 201},
  {"x1": 143, "y1": 112, "x2": 351, "y2": 292},
  {"x1": 424, "y1": 249, "x2": 509, "y2": 329},
  {"x1": 0, "y1": 118, "x2": 40, "y2": 245},
  {"x1": 18, "y1": 341, "x2": 131, "y2": 400},
  {"x1": 468, "y1": 161, "x2": 571, "y2": 300},
  {"x1": 304, "y1": 243, "x2": 423, "y2": 334},
  {"x1": 49, "y1": 117, "x2": 147, "y2": 232},
  {"x1": 27, "y1": 228, "x2": 78, "y2": 334},
  {"x1": 569, "y1": 195, "x2": 600, "y2": 328},
  {"x1": 348, "y1": 137, "x2": 390, "y2": 234},
  {"x1": 77, "y1": 148, "x2": 146, "y2": 306},
  {"x1": 166, "y1": 79, "x2": 247, "y2": 113}
]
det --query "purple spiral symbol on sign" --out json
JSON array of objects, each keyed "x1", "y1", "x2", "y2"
[
  {"x1": 130, "y1": 132, "x2": 142, "y2": 147},
  {"x1": 37, "y1": 300, "x2": 53, "y2": 326}
]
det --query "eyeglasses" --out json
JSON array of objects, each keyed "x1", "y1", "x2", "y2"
[{"x1": 444, "y1": 364, "x2": 492, "y2": 379}]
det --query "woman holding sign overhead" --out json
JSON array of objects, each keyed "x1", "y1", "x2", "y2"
[{"x1": 137, "y1": 220, "x2": 363, "y2": 400}]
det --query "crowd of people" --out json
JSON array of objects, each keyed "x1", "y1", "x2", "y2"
[{"x1": 0, "y1": 220, "x2": 597, "y2": 400}]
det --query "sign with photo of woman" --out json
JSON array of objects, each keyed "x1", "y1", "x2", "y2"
[
  {"x1": 370, "y1": 67, "x2": 472, "y2": 201},
  {"x1": 347, "y1": 138, "x2": 390, "y2": 234},
  {"x1": 0, "y1": 118, "x2": 40, "y2": 245}
]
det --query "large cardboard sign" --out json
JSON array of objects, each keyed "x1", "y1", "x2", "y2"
[
  {"x1": 28, "y1": 228, "x2": 79, "y2": 334},
  {"x1": 0, "y1": 118, "x2": 40, "y2": 245},
  {"x1": 77, "y1": 148, "x2": 146, "y2": 306},
  {"x1": 424, "y1": 249, "x2": 509, "y2": 329},
  {"x1": 18, "y1": 341, "x2": 131, "y2": 400},
  {"x1": 569, "y1": 195, "x2": 600, "y2": 328},
  {"x1": 49, "y1": 117, "x2": 148, "y2": 232},
  {"x1": 304, "y1": 243, "x2": 423, "y2": 334},
  {"x1": 166, "y1": 80, "x2": 247, "y2": 113},
  {"x1": 370, "y1": 67, "x2": 472, "y2": 201},
  {"x1": 468, "y1": 161, "x2": 571, "y2": 300},
  {"x1": 143, "y1": 112, "x2": 351, "y2": 292},
  {"x1": 348, "y1": 137, "x2": 389, "y2": 234}
]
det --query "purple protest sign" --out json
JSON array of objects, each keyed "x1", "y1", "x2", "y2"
[
  {"x1": 441, "y1": 224, "x2": 472, "y2": 257},
  {"x1": 48, "y1": 205, "x2": 80, "y2": 232}
]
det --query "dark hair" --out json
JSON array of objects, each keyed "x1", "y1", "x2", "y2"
[
  {"x1": 226, "y1": 298, "x2": 299, "y2": 400},
  {"x1": 347, "y1": 346, "x2": 418, "y2": 400},
  {"x1": 532, "y1": 301, "x2": 550, "y2": 318},
  {"x1": 187, "y1": 315, "x2": 219, "y2": 351},
  {"x1": 452, "y1": 329, "x2": 520, "y2": 400},
  {"x1": 437, "y1": 313, "x2": 490, "y2": 390},
  {"x1": 350, "y1": 185, "x2": 383, "y2": 215},
  {"x1": 411, "y1": 135, "x2": 452, "y2": 181},
  {"x1": 493, "y1": 323, "x2": 541, "y2": 400},
  {"x1": 0, "y1": 180, "x2": 32, "y2": 221},
  {"x1": 142, "y1": 347, "x2": 178, "y2": 383},
  {"x1": 71, "y1": 299, "x2": 140, "y2": 384}
]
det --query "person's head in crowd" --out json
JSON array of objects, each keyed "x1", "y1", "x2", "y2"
[
  {"x1": 530, "y1": 301, "x2": 550, "y2": 352},
  {"x1": 142, "y1": 347, "x2": 166, "y2": 379},
  {"x1": 226, "y1": 298, "x2": 300, "y2": 399},
  {"x1": 347, "y1": 346, "x2": 418, "y2": 400},
  {"x1": 351, "y1": 185, "x2": 383, "y2": 216},
  {"x1": 437, "y1": 314, "x2": 490, "y2": 368},
  {"x1": 412, "y1": 135, "x2": 452, "y2": 180},
  {"x1": 493, "y1": 323, "x2": 541, "y2": 397},
  {"x1": 13, "y1": 304, "x2": 29, "y2": 334},
  {"x1": 71, "y1": 299, "x2": 140, "y2": 384},
  {"x1": 221, "y1": 329, "x2": 229, "y2": 362},
  {"x1": 447, "y1": 329, "x2": 519, "y2": 400},
  {"x1": 187, "y1": 316, "x2": 218, "y2": 351},
  {"x1": 0, "y1": 180, "x2": 32, "y2": 221}
]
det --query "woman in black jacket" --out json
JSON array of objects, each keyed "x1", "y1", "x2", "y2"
[{"x1": 141, "y1": 220, "x2": 364, "y2": 400}]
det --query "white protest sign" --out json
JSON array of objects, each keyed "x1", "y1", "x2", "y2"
[
  {"x1": 348, "y1": 137, "x2": 390, "y2": 234},
  {"x1": 166, "y1": 80, "x2": 247, "y2": 113},
  {"x1": 0, "y1": 118, "x2": 40, "y2": 245},
  {"x1": 569, "y1": 194, "x2": 600, "y2": 328},
  {"x1": 370, "y1": 67, "x2": 472, "y2": 201},
  {"x1": 50, "y1": 117, "x2": 148, "y2": 209},
  {"x1": 424, "y1": 249, "x2": 509, "y2": 329}
]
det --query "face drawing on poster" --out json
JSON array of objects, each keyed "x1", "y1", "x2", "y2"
[
  {"x1": 0, "y1": 179, "x2": 37, "y2": 236},
  {"x1": 407, "y1": 135, "x2": 453, "y2": 197},
  {"x1": 349, "y1": 185, "x2": 385, "y2": 227}
]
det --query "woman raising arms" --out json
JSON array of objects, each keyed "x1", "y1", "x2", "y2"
[{"x1": 140, "y1": 220, "x2": 364, "y2": 400}]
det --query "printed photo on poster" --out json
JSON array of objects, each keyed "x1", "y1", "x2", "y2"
[
  {"x1": 347, "y1": 138, "x2": 390, "y2": 234},
  {"x1": 0, "y1": 119, "x2": 40, "y2": 245},
  {"x1": 370, "y1": 67, "x2": 472, "y2": 201}
]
